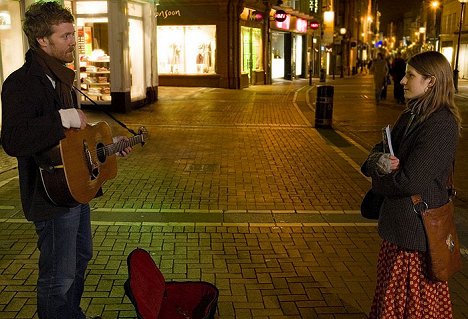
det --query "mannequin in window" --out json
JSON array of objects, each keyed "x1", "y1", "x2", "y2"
[{"x1": 196, "y1": 48, "x2": 204, "y2": 73}]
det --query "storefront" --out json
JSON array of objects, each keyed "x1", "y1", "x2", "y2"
[
  {"x1": 157, "y1": 1, "x2": 224, "y2": 88},
  {"x1": 156, "y1": 0, "x2": 271, "y2": 89},
  {"x1": 270, "y1": 10, "x2": 308, "y2": 81},
  {"x1": 67, "y1": 0, "x2": 157, "y2": 113},
  {"x1": 0, "y1": 0, "x2": 25, "y2": 129}
]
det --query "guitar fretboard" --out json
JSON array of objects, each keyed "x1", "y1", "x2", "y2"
[{"x1": 97, "y1": 135, "x2": 145, "y2": 157}]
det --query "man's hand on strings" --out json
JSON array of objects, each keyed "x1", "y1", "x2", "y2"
[{"x1": 112, "y1": 136, "x2": 133, "y2": 157}]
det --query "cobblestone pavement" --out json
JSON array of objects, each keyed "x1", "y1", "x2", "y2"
[{"x1": 0, "y1": 76, "x2": 467, "y2": 318}]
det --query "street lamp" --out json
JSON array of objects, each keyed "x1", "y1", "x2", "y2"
[
  {"x1": 339, "y1": 28, "x2": 347, "y2": 78},
  {"x1": 454, "y1": 0, "x2": 467, "y2": 93}
]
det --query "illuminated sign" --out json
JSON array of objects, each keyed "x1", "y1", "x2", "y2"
[
  {"x1": 309, "y1": 21, "x2": 319, "y2": 30},
  {"x1": 274, "y1": 10, "x2": 287, "y2": 22},
  {"x1": 156, "y1": 9, "x2": 181, "y2": 19},
  {"x1": 251, "y1": 10, "x2": 264, "y2": 21},
  {"x1": 296, "y1": 18, "x2": 307, "y2": 33},
  {"x1": 275, "y1": 14, "x2": 290, "y2": 30},
  {"x1": 309, "y1": 0, "x2": 319, "y2": 14}
]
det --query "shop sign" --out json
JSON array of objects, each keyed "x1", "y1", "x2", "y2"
[
  {"x1": 309, "y1": 0, "x2": 319, "y2": 14},
  {"x1": 275, "y1": 14, "x2": 290, "y2": 30},
  {"x1": 274, "y1": 10, "x2": 287, "y2": 22},
  {"x1": 250, "y1": 11, "x2": 264, "y2": 21},
  {"x1": 240, "y1": 8, "x2": 264, "y2": 21},
  {"x1": 322, "y1": 11, "x2": 334, "y2": 45},
  {"x1": 309, "y1": 21, "x2": 319, "y2": 30},
  {"x1": 296, "y1": 18, "x2": 307, "y2": 33},
  {"x1": 156, "y1": 9, "x2": 181, "y2": 19}
]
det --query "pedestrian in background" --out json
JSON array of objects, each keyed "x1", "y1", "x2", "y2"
[
  {"x1": 0, "y1": 2, "x2": 131, "y2": 318},
  {"x1": 362, "y1": 51, "x2": 462, "y2": 318},
  {"x1": 391, "y1": 52, "x2": 406, "y2": 104},
  {"x1": 369, "y1": 52, "x2": 389, "y2": 104}
]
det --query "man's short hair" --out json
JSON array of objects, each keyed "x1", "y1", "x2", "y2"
[{"x1": 23, "y1": 1, "x2": 74, "y2": 50}]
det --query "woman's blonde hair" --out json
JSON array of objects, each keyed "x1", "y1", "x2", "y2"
[{"x1": 406, "y1": 51, "x2": 462, "y2": 134}]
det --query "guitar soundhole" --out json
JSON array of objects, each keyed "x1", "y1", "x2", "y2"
[{"x1": 97, "y1": 143, "x2": 106, "y2": 163}]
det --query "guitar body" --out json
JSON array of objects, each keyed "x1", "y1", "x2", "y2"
[{"x1": 40, "y1": 122, "x2": 117, "y2": 205}]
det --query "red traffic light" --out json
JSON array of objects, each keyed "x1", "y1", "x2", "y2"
[{"x1": 309, "y1": 21, "x2": 320, "y2": 30}]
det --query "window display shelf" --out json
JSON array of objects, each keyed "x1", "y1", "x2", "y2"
[
  {"x1": 87, "y1": 70, "x2": 110, "y2": 74},
  {"x1": 85, "y1": 81, "x2": 110, "y2": 86},
  {"x1": 80, "y1": 58, "x2": 111, "y2": 103}
]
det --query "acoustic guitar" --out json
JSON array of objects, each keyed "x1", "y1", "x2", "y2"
[{"x1": 38, "y1": 121, "x2": 148, "y2": 206}]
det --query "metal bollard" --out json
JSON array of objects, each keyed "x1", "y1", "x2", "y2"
[{"x1": 315, "y1": 85, "x2": 334, "y2": 128}]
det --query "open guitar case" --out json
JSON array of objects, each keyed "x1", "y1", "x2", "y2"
[{"x1": 124, "y1": 248, "x2": 219, "y2": 319}]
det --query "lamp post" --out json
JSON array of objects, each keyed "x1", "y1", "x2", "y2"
[
  {"x1": 339, "y1": 27, "x2": 346, "y2": 78},
  {"x1": 454, "y1": 0, "x2": 467, "y2": 93}
]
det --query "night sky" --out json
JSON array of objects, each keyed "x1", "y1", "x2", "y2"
[{"x1": 377, "y1": 0, "x2": 423, "y2": 34}]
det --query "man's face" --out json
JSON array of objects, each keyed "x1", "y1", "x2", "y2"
[{"x1": 39, "y1": 22, "x2": 76, "y2": 63}]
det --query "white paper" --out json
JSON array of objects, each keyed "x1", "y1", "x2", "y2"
[{"x1": 383, "y1": 125, "x2": 394, "y2": 156}]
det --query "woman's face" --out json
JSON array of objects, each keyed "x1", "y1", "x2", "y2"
[{"x1": 400, "y1": 64, "x2": 432, "y2": 99}]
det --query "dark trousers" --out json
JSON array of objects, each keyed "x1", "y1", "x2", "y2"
[{"x1": 35, "y1": 204, "x2": 92, "y2": 319}]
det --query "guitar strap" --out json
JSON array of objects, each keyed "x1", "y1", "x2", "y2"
[{"x1": 73, "y1": 85, "x2": 138, "y2": 136}]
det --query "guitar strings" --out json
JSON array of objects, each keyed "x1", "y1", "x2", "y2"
[{"x1": 94, "y1": 136, "x2": 144, "y2": 157}]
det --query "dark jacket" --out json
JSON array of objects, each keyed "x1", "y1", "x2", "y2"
[
  {"x1": 361, "y1": 108, "x2": 458, "y2": 251},
  {"x1": 1, "y1": 50, "x2": 69, "y2": 221}
]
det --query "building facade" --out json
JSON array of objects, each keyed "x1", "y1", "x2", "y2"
[
  {"x1": 440, "y1": 0, "x2": 467, "y2": 80},
  {"x1": 156, "y1": 0, "x2": 315, "y2": 89}
]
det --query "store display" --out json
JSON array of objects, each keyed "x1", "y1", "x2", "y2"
[{"x1": 79, "y1": 50, "x2": 111, "y2": 103}]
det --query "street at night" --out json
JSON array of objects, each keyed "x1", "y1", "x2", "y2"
[{"x1": 1, "y1": 75, "x2": 467, "y2": 318}]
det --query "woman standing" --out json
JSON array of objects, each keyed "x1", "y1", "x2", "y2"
[{"x1": 362, "y1": 51, "x2": 462, "y2": 318}]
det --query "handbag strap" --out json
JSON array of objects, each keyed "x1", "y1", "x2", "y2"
[{"x1": 411, "y1": 162, "x2": 455, "y2": 214}]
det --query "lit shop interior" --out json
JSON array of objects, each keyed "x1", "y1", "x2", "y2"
[
  {"x1": 68, "y1": 0, "x2": 155, "y2": 111},
  {"x1": 157, "y1": 25, "x2": 216, "y2": 75}
]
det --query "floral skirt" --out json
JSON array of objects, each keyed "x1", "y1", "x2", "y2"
[{"x1": 369, "y1": 240, "x2": 453, "y2": 319}]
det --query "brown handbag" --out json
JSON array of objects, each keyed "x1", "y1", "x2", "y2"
[{"x1": 411, "y1": 169, "x2": 462, "y2": 281}]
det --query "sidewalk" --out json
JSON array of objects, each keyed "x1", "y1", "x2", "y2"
[{"x1": 0, "y1": 78, "x2": 467, "y2": 319}]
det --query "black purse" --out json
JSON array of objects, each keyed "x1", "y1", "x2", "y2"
[{"x1": 361, "y1": 189, "x2": 384, "y2": 219}]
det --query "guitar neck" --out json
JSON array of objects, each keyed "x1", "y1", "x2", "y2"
[{"x1": 104, "y1": 135, "x2": 144, "y2": 156}]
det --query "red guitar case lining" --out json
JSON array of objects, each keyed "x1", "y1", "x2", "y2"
[{"x1": 124, "y1": 248, "x2": 219, "y2": 319}]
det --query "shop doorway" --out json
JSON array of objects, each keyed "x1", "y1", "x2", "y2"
[
  {"x1": 271, "y1": 32, "x2": 285, "y2": 79},
  {"x1": 241, "y1": 26, "x2": 262, "y2": 85}
]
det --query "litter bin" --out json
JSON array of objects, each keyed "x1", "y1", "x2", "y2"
[
  {"x1": 319, "y1": 68, "x2": 326, "y2": 82},
  {"x1": 315, "y1": 85, "x2": 334, "y2": 128}
]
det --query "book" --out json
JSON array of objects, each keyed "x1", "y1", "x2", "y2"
[{"x1": 382, "y1": 125, "x2": 394, "y2": 156}]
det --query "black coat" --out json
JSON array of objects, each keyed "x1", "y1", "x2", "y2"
[
  {"x1": 1, "y1": 50, "x2": 69, "y2": 221},
  {"x1": 362, "y1": 108, "x2": 458, "y2": 251}
]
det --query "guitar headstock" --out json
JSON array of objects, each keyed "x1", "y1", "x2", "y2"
[{"x1": 137, "y1": 127, "x2": 149, "y2": 146}]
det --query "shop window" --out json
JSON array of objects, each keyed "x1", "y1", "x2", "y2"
[
  {"x1": 0, "y1": 2, "x2": 23, "y2": 82},
  {"x1": 157, "y1": 25, "x2": 216, "y2": 75},
  {"x1": 271, "y1": 32, "x2": 285, "y2": 79},
  {"x1": 241, "y1": 27, "x2": 263, "y2": 76},
  {"x1": 295, "y1": 35, "x2": 302, "y2": 76},
  {"x1": 76, "y1": 17, "x2": 111, "y2": 103},
  {"x1": 129, "y1": 1, "x2": 145, "y2": 101},
  {"x1": 129, "y1": 18, "x2": 145, "y2": 100}
]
